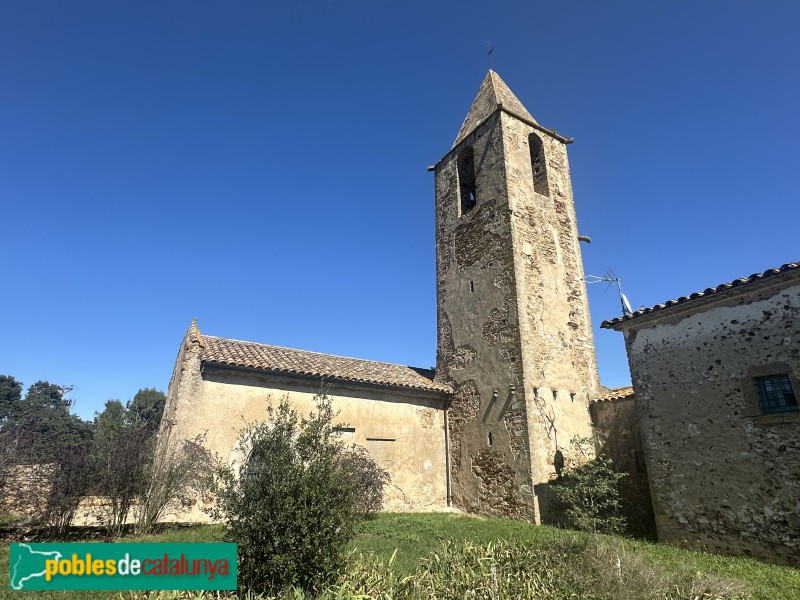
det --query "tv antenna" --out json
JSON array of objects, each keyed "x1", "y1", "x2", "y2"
[{"x1": 584, "y1": 269, "x2": 633, "y2": 316}]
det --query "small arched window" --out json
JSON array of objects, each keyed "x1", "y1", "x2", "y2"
[
  {"x1": 457, "y1": 147, "x2": 477, "y2": 216},
  {"x1": 529, "y1": 133, "x2": 549, "y2": 196}
]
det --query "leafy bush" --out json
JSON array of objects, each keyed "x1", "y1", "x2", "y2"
[
  {"x1": 135, "y1": 430, "x2": 215, "y2": 534},
  {"x1": 93, "y1": 419, "x2": 152, "y2": 535},
  {"x1": 211, "y1": 391, "x2": 389, "y2": 595},
  {"x1": 551, "y1": 436, "x2": 628, "y2": 535},
  {"x1": 92, "y1": 391, "x2": 169, "y2": 535},
  {"x1": 44, "y1": 446, "x2": 93, "y2": 536}
]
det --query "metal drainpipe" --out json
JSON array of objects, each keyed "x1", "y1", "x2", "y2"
[{"x1": 444, "y1": 405, "x2": 452, "y2": 507}]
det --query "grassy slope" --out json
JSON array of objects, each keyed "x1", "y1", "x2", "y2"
[
  {"x1": 352, "y1": 514, "x2": 800, "y2": 599},
  {"x1": 350, "y1": 513, "x2": 584, "y2": 574},
  {"x1": 2, "y1": 514, "x2": 798, "y2": 599}
]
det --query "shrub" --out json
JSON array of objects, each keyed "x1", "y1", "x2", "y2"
[
  {"x1": 211, "y1": 390, "x2": 389, "y2": 595},
  {"x1": 552, "y1": 436, "x2": 628, "y2": 535},
  {"x1": 44, "y1": 446, "x2": 93, "y2": 536},
  {"x1": 93, "y1": 424, "x2": 152, "y2": 535},
  {"x1": 135, "y1": 430, "x2": 215, "y2": 534}
]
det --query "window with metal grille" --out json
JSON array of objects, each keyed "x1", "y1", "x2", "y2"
[{"x1": 754, "y1": 375, "x2": 798, "y2": 414}]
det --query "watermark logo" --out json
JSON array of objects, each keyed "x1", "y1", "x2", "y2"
[{"x1": 9, "y1": 543, "x2": 236, "y2": 591}]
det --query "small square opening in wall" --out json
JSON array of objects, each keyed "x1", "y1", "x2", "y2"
[
  {"x1": 754, "y1": 375, "x2": 798, "y2": 414},
  {"x1": 333, "y1": 427, "x2": 355, "y2": 440},
  {"x1": 365, "y1": 438, "x2": 395, "y2": 467}
]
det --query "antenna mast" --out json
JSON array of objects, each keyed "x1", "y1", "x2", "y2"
[{"x1": 584, "y1": 269, "x2": 633, "y2": 316}]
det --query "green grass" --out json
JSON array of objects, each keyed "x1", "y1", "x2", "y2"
[
  {"x1": 350, "y1": 514, "x2": 800, "y2": 599},
  {"x1": 2, "y1": 514, "x2": 798, "y2": 599},
  {"x1": 349, "y1": 512, "x2": 585, "y2": 575}
]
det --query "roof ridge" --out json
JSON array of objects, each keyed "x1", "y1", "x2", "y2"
[
  {"x1": 187, "y1": 317, "x2": 205, "y2": 348},
  {"x1": 602, "y1": 261, "x2": 800, "y2": 329}
]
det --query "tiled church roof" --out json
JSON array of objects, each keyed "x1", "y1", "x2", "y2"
[
  {"x1": 602, "y1": 262, "x2": 800, "y2": 329},
  {"x1": 200, "y1": 334, "x2": 451, "y2": 394},
  {"x1": 593, "y1": 386, "x2": 634, "y2": 402}
]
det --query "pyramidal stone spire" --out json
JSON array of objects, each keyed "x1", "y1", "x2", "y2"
[{"x1": 452, "y1": 70, "x2": 537, "y2": 149}]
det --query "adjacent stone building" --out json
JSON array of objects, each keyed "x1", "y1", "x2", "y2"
[
  {"x1": 603, "y1": 262, "x2": 800, "y2": 565},
  {"x1": 163, "y1": 70, "x2": 601, "y2": 523}
]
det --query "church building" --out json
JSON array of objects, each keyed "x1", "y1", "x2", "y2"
[{"x1": 163, "y1": 71, "x2": 605, "y2": 522}]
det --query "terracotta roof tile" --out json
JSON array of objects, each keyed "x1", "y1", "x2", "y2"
[
  {"x1": 602, "y1": 262, "x2": 800, "y2": 329},
  {"x1": 593, "y1": 386, "x2": 634, "y2": 402},
  {"x1": 200, "y1": 335, "x2": 451, "y2": 394}
]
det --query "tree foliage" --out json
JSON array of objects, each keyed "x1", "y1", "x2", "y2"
[
  {"x1": 128, "y1": 388, "x2": 166, "y2": 434},
  {"x1": 212, "y1": 391, "x2": 389, "y2": 595},
  {"x1": 135, "y1": 428, "x2": 215, "y2": 534},
  {"x1": 91, "y1": 393, "x2": 168, "y2": 535},
  {"x1": 0, "y1": 379, "x2": 91, "y2": 463},
  {"x1": 0, "y1": 377, "x2": 93, "y2": 528},
  {"x1": 0, "y1": 375, "x2": 23, "y2": 424},
  {"x1": 0, "y1": 376, "x2": 24, "y2": 491},
  {"x1": 0, "y1": 375, "x2": 171, "y2": 534},
  {"x1": 94, "y1": 400, "x2": 127, "y2": 440},
  {"x1": 44, "y1": 446, "x2": 93, "y2": 536},
  {"x1": 551, "y1": 436, "x2": 628, "y2": 535}
]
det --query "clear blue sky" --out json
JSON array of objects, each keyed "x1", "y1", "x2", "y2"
[{"x1": 1, "y1": 1, "x2": 798, "y2": 419}]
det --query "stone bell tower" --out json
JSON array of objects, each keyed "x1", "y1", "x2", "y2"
[{"x1": 433, "y1": 71, "x2": 600, "y2": 522}]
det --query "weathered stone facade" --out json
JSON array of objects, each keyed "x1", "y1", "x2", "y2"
[
  {"x1": 162, "y1": 322, "x2": 449, "y2": 520},
  {"x1": 590, "y1": 388, "x2": 656, "y2": 536},
  {"x1": 604, "y1": 267, "x2": 800, "y2": 565},
  {"x1": 434, "y1": 71, "x2": 600, "y2": 522}
]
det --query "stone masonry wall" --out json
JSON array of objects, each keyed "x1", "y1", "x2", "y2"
[
  {"x1": 501, "y1": 113, "x2": 600, "y2": 521},
  {"x1": 435, "y1": 100, "x2": 602, "y2": 522},
  {"x1": 435, "y1": 112, "x2": 534, "y2": 519},
  {"x1": 165, "y1": 362, "x2": 449, "y2": 521},
  {"x1": 590, "y1": 395, "x2": 656, "y2": 536},
  {"x1": 624, "y1": 282, "x2": 800, "y2": 565},
  {"x1": 160, "y1": 323, "x2": 204, "y2": 439}
]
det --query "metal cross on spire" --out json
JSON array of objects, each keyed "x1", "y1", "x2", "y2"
[{"x1": 486, "y1": 41, "x2": 493, "y2": 70}]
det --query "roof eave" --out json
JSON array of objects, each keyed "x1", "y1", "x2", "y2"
[
  {"x1": 601, "y1": 263, "x2": 800, "y2": 331},
  {"x1": 433, "y1": 105, "x2": 572, "y2": 172},
  {"x1": 201, "y1": 360, "x2": 452, "y2": 398}
]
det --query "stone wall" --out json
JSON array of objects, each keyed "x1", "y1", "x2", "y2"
[
  {"x1": 0, "y1": 464, "x2": 54, "y2": 520},
  {"x1": 590, "y1": 394, "x2": 656, "y2": 537},
  {"x1": 165, "y1": 358, "x2": 449, "y2": 521},
  {"x1": 434, "y1": 91, "x2": 599, "y2": 521},
  {"x1": 621, "y1": 281, "x2": 800, "y2": 565},
  {"x1": 501, "y1": 112, "x2": 599, "y2": 522},
  {"x1": 435, "y1": 111, "x2": 533, "y2": 519}
]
